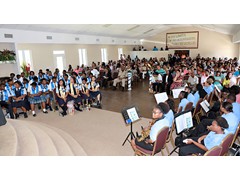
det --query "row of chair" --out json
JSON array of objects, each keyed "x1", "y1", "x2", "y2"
[{"x1": 133, "y1": 116, "x2": 240, "y2": 156}]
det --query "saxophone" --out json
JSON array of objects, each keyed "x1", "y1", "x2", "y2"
[{"x1": 137, "y1": 119, "x2": 157, "y2": 142}]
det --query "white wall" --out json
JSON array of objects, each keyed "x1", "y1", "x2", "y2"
[
  {"x1": 142, "y1": 26, "x2": 239, "y2": 59},
  {"x1": 16, "y1": 43, "x2": 134, "y2": 73}
]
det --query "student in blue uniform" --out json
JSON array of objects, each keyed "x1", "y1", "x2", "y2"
[
  {"x1": 79, "y1": 78, "x2": 90, "y2": 106},
  {"x1": 27, "y1": 82, "x2": 48, "y2": 117},
  {"x1": 226, "y1": 94, "x2": 240, "y2": 122},
  {"x1": 185, "y1": 86, "x2": 195, "y2": 107},
  {"x1": 48, "y1": 76, "x2": 58, "y2": 111},
  {"x1": 179, "y1": 116, "x2": 229, "y2": 156},
  {"x1": 56, "y1": 79, "x2": 69, "y2": 117},
  {"x1": 67, "y1": 76, "x2": 82, "y2": 111},
  {"x1": 177, "y1": 91, "x2": 189, "y2": 113},
  {"x1": 0, "y1": 83, "x2": 14, "y2": 119},
  {"x1": 22, "y1": 78, "x2": 29, "y2": 91},
  {"x1": 89, "y1": 76, "x2": 102, "y2": 107},
  {"x1": 131, "y1": 104, "x2": 170, "y2": 152},
  {"x1": 40, "y1": 78, "x2": 52, "y2": 111},
  {"x1": 11, "y1": 81, "x2": 28, "y2": 119}
]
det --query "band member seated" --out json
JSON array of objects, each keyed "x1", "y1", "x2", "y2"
[
  {"x1": 79, "y1": 78, "x2": 90, "y2": 107},
  {"x1": 27, "y1": 82, "x2": 48, "y2": 117},
  {"x1": 11, "y1": 81, "x2": 28, "y2": 119},
  {"x1": 131, "y1": 104, "x2": 170, "y2": 152},
  {"x1": 0, "y1": 83, "x2": 14, "y2": 119},
  {"x1": 89, "y1": 76, "x2": 102, "y2": 107},
  {"x1": 56, "y1": 79, "x2": 69, "y2": 117},
  {"x1": 179, "y1": 117, "x2": 229, "y2": 156},
  {"x1": 40, "y1": 78, "x2": 52, "y2": 111},
  {"x1": 67, "y1": 76, "x2": 82, "y2": 111}
]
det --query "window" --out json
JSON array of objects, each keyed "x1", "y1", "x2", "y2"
[
  {"x1": 18, "y1": 50, "x2": 33, "y2": 72},
  {"x1": 78, "y1": 49, "x2": 88, "y2": 66},
  {"x1": 53, "y1": 50, "x2": 66, "y2": 74},
  {"x1": 118, "y1": 48, "x2": 123, "y2": 60},
  {"x1": 101, "y1": 48, "x2": 108, "y2": 63}
]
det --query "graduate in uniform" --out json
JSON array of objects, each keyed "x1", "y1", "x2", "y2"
[
  {"x1": 0, "y1": 83, "x2": 14, "y2": 119},
  {"x1": 56, "y1": 79, "x2": 69, "y2": 117},
  {"x1": 89, "y1": 76, "x2": 102, "y2": 107},
  {"x1": 27, "y1": 82, "x2": 48, "y2": 117},
  {"x1": 40, "y1": 78, "x2": 52, "y2": 111},
  {"x1": 67, "y1": 76, "x2": 82, "y2": 111},
  {"x1": 11, "y1": 81, "x2": 28, "y2": 119},
  {"x1": 79, "y1": 78, "x2": 90, "y2": 107}
]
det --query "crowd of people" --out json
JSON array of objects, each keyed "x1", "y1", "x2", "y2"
[
  {"x1": 130, "y1": 53, "x2": 240, "y2": 156},
  {"x1": 1, "y1": 52, "x2": 240, "y2": 156}
]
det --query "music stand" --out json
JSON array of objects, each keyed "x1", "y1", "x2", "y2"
[
  {"x1": 168, "y1": 110, "x2": 193, "y2": 156},
  {"x1": 121, "y1": 106, "x2": 141, "y2": 146}
]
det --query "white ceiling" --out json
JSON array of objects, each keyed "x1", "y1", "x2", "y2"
[{"x1": 0, "y1": 24, "x2": 240, "y2": 39}]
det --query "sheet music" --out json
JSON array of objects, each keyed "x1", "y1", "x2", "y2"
[
  {"x1": 200, "y1": 100, "x2": 210, "y2": 113},
  {"x1": 126, "y1": 107, "x2": 140, "y2": 122},
  {"x1": 172, "y1": 87, "x2": 185, "y2": 99},
  {"x1": 154, "y1": 92, "x2": 168, "y2": 104}
]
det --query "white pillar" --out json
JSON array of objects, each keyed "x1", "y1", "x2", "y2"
[{"x1": 127, "y1": 71, "x2": 132, "y2": 91}]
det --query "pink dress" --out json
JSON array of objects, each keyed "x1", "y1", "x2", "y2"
[{"x1": 170, "y1": 75, "x2": 183, "y2": 90}]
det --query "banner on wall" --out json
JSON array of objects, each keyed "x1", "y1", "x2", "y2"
[{"x1": 166, "y1": 31, "x2": 199, "y2": 49}]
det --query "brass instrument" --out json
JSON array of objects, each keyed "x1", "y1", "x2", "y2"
[{"x1": 137, "y1": 119, "x2": 157, "y2": 142}]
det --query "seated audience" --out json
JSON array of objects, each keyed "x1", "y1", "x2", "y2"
[
  {"x1": 113, "y1": 65, "x2": 127, "y2": 91},
  {"x1": 177, "y1": 91, "x2": 189, "y2": 113}
]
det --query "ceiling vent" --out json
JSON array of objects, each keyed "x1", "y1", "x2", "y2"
[
  {"x1": 75, "y1": 37, "x2": 80, "y2": 41},
  {"x1": 112, "y1": 40, "x2": 115, "y2": 43},
  {"x1": 46, "y1": 36, "x2": 52, "y2": 40},
  {"x1": 96, "y1": 38, "x2": 100, "y2": 42},
  {"x1": 124, "y1": 40, "x2": 127, "y2": 43},
  {"x1": 4, "y1": 34, "x2": 13, "y2": 38}
]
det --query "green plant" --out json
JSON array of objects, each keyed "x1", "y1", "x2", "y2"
[
  {"x1": 0, "y1": 49, "x2": 16, "y2": 61},
  {"x1": 21, "y1": 60, "x2": 30, "y2": 77}
]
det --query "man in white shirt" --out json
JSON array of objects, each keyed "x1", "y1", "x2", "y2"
[
  {"x1": 151, "y1": 72, "x2": 162, "y2": 93},
  {"x1": 113, "y1": 66, "x2": 127, "y2": 91},
  {"x1": 187, "y1": 70, "x2": 199, "y2": 88},
  {"x1": 91, "y1": 68, "x2": 99, "y2": 78}
]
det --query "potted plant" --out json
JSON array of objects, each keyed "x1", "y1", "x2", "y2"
[{"x1": 0, "y1": 49, "x2": 16, "y2": 62}]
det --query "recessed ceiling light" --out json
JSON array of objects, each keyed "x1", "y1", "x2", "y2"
[{"x1": 127, "y1": 25, "x2": 140, "y2": 31}]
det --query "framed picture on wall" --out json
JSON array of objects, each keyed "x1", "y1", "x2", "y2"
[{"x1": 166, "y1": 31, "x2": 199, "y2": 49}]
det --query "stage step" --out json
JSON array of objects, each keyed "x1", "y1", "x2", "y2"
[
  {"x1": 0, "y1": 121, "x2": 18, "y2": 156},
  {"x1": 8, "y1": 120, "x2": 39, "y2": 156},
  {"x1": 23, "y1": 121, "x2": 74, "y2": 156},
  {"x1": 0, "y1": 119, "x2": 87, "y2": 156}
]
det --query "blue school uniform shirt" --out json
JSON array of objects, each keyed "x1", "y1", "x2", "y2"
[
  {"x1": 221, "y1": 112, "x2": 239, "y2": 134},
  {"x1": 150, "y1": 116, "x2": 169, "y2": 142},
  {"x1": 232, "y1": 102, "x2": 240, "y2": 122},
  {"x1": 203, "y1": 85, "x2": 214, "y2": 95},
  {"x1": 11, "y1": 88, "x2": 27, "y2": 102},
  {"x1": 49, "y1": 81, "x2": 57, "y2": 91},
  {"x1": 28, "y1": 85, "x2": 42, "y2": 95},
  {"x1": 187, "y1": 93, "x2": 195, "y2": 107},
  {"x1": 40, "y1": 84, "x2": 49, "y2": 93},
  {"x1": 5, "y1": 85, "x2": 15, "y2": 97},
  {"x1": 178, "y1": 98, "x2": 189, "y2": 112},
  {"x1": 193, "y1": 91, "x2": 200, "y2": 107},
  {"x1": 165, "y1": 110, "x2": 174, "y2": 128},
  {"x1": 204, "y1": 130, "x2": 229, "y2": 150},
  {"x1": 76, "y1": 76, "x2": 82, "y2": 85},
  {"x1": 0, "y1": 89, "x2": 9, "y2": 101}
]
